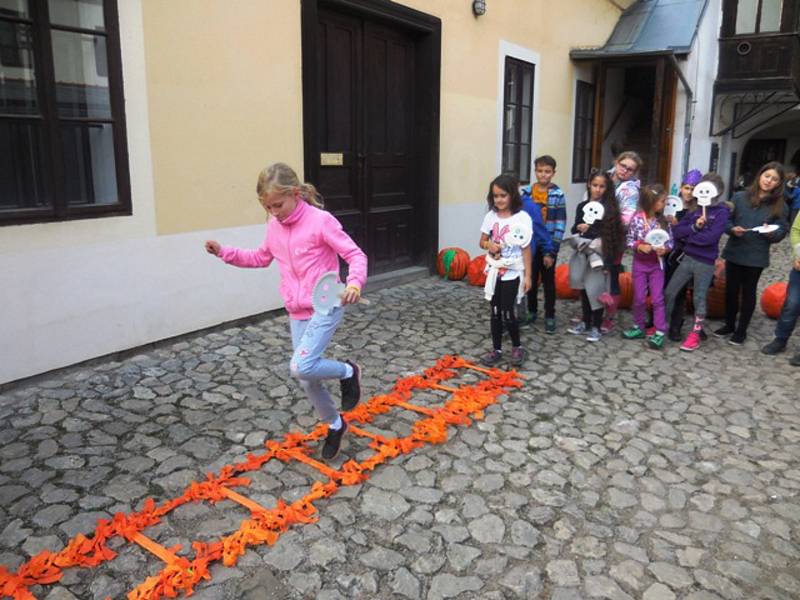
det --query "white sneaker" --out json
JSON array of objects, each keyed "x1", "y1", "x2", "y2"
[
  {"x1": 567, "y1": 322, "x2": 587, "y2": 335},
  {"x1": 586, "y1": 327, "x2": 602, "y2": 342}
]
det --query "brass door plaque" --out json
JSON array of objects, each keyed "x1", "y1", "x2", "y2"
[{"x1": 320, "y1": 152, "x2": 344, "y2": 166}]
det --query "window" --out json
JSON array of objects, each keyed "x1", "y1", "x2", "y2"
[
  {"x1": 572, "y1": 80, "x2": 595, "y2": 183},
  {"x1": 501, "y1": 56, "x2": 534, "y2": 184},
  {"x1": 0, "y1": 0, "x2": 129, "y2": 225},
  {"x1": 735, "y1": 0, "x2": 783, "y2": 34}
]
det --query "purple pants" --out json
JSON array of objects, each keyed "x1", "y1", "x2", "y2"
[{"x1": 632, "y1": 256, "x2": 667, "y2": 331}]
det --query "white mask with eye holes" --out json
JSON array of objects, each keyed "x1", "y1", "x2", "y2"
[
  {"x1": 582, "y1": 201, "x2": 605, "y2": 225},
  {"x1": 693, "y1": 181, "x2": 718, "y2": 207},
  {"x1": 664, "y1": 195, "x2": 684, "y2": 218}
]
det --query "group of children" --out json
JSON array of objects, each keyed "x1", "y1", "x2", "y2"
[
  {"x1": 202, "y1": 159, "x2": 799, "y2": 462},
  {"x1": 480, "y1": 152, "x2": 799, "y2": 363}
]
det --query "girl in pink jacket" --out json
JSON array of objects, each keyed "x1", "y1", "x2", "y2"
[{"x1": 205, "y1": 163, "x2": 368, "y2": 460}]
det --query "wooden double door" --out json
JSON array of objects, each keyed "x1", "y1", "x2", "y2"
[{"x1": 302, "y1": 2, "x2": 440, "y2": 276}]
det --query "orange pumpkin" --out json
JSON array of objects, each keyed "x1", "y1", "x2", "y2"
[
  {"x1": 704, "y1": 282, "x2": 726, "y2": 318},
  {"x1": 436, "y1": 247, "x2": 470, "y2": 280},
  {"x1": 555, "y1": 264, "x2": 580, "y2": 300},
  {"x1": 467, "y1": 254, "x2": 487, "y2": 286},
  {"x1": 617, "y1": 271, "x2": 634, "y2": 309},
  {"x1": 761, "y1": 282, "x2": 788, "y2": 319}
]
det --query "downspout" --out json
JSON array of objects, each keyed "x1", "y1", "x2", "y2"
[{"x1": 669, "y1": 54, "x2": 694, "y2": 177}]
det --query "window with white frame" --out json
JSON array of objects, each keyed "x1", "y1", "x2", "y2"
[{"x1": 501, "y1": 56, "x2": 535, "y2": 184}]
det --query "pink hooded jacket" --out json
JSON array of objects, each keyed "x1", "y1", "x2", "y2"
[{"x1": 218, "y1": 200, "x2": 368, "y2": 320}]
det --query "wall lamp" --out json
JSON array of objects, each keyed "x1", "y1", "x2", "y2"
[{"x1": 472, "y1": 0, "x2": 486, "y2": 17}]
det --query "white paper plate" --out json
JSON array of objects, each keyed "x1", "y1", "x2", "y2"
[
  {"x1": 644, "y1": 229, "x2": 670, "y2": 248},
  {"x1": 751, "y1": 224, "x2": 779, "y2": 234},
  {"x1": 311, "y1": 271, "x2": 345, "y2": 315}
]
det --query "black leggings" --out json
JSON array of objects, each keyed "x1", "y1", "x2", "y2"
[
  {"x1": 491, "y1": 278, "x2": 521, "y2": 350},
  {"x1": 581, "y1": 290, "x2": 603, "y2": 329},
  {"x1": 528, "y1": 252, "x2": 555, "y2": 318},
  {"x1": 725, "y1": 261, "x2": 764, "y2": 335}
]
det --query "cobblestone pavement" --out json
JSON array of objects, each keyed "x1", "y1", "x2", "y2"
[{"x1": 1, "y1": 243, "x2": 799, "y2": 600}]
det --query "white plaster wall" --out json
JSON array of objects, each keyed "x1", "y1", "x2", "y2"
[{"x1": 0, "y1": 2, "x2": 284, "y2": 384}]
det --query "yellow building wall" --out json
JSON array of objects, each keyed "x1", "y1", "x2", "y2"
[
  {"x1": 142, "y1": 0, "x2": 304, "y2": 234},
  {"x1": 143, "y1": 0, "x2": 623, "y2": 234}
]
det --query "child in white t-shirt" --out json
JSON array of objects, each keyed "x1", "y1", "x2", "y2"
[{"x1": 478, "y1": 174, "x2": 533, "y2": 367}]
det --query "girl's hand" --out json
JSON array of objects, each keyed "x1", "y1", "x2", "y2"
[
  {"x1": 543, "y1": 255, "x2": 555, "y2": 268},
  {"x1": 638, "y1": 243, "x2": 652, "y2": 254},
  {"x1": 487, "y1": 240, "x2": 502, "y2": 255},
  {"x1": 523, "y1": 275, "x2": 532, "y2": 294},
  {"x1": 731, "y1": 226, "x2": 747, "y2": 237},
  {"x1": 205, "y1": 240, "x2": 221, "y2": 255},
  {"x1": 695, "y1": 216, "x2": 706, "y2": 228},
  {"x1": 576, "y1": 223, "x2": 590, "y2": 233},
  {"x1": 655, "y1": 246, "x2": 668, "y2": 257},
  {"x1": 340, "y1": 285, "x2": 361, "y2": 305}
]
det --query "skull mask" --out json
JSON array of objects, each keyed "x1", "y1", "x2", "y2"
[
  {"x1": 582, "y1": 201, "x2": 605, "y2": 225},
  {"x1": 664, "y1": 195, "x2": 683, "y2": 218},
  {"x1": 692, "y1": 181, "x2": 718, "y2": 207}
]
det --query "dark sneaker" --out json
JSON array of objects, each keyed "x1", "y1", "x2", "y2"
[
  {"x1": 790, "y1": 352, "x2": 800, "y2": 367},
  {"x1": 524, "y1": 311, "x2": 538, "y2": 326},
  {"x1": 762, "y1": 338, "x2": 787, "y2": 355},
  {"x1": 648, "y1": 331, "x2": 666, "y2": 350},
  {"x1": 340, "y1": 361, "x2": 361, "y2": 411},
  {"x1": 545, "y1": 318, "x2": 556, "y2": 334},
  {"x1": 322, "y1": 418, "x2": 348, "y2": 460},
  {"x1": 713, "y1": 325, "x2": 735, "y2": 338},
  {"x1": 668, "y1": 326, "x2": 682, "y2": 342},
  {"x1": 699, "y1": 328, "x2": 708, "y2": 341},
  {"x1": 728, "y1": 331, "x2": 746, "y2": 346},
  {"x1": 481, "y1": 350, "x2": 503, "y2": 366},
  {"x1": 510, "y1": 347, "x2": 526, "y2": 366}
]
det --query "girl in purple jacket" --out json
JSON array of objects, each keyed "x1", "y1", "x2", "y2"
[
  {"x1": 663, "y1": 173, "x2": 728, "y2": 352},
  {"x1": 205, "y1": 163, "x2": 368, "y2": 460}
]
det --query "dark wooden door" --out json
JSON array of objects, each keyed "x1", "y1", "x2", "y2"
[{"x1": 315, "y1": 10, "x2": 416, "y2": 275}]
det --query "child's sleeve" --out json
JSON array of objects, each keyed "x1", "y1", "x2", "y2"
[
  {"x1": 547, "y1": 189, "x2": 567, "y2": 254},
  {"x1": 571, "y1": 201, "x2": 586, "y2": 234},
  {"x1": 480, "y1": 211, "x2": 494, "y2": 237},
  {"x1": 321, "y1": 213, "x2": 368, "y2": 289},
  {"x1": 218, "y1": 229, "x2": 274, "y2": 268},
  {"x1": 626, "y1": 215, "x2": 642, "y2": 249},
  {"x1": 691, "y1": 208, "x2": 729, "y2": 247},
  {"x1": 671, "y1": 212, "x2": 694, "y2": 242},
  {"x1": 767, "y1": 204, "x2": 790, "y2": 245}
]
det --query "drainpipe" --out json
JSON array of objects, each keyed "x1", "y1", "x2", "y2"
[{"x1": 669, "y1": 54, "x2": 694, "y2": 176}]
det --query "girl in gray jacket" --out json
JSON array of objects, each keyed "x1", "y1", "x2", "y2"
[{"x1": 716, "y1": 161, "x2": 790, "y2": 345}]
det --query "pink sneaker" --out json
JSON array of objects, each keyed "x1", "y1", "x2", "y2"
[
  {"x1": 600, "y1": 318, "x2": 615, "y2": 334},
  {"x1": 680, "y1": 331, "x2": 701, "y2": 352}
]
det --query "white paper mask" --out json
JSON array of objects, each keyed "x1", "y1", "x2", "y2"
[
  {"x1": 506, "y1": 223, "x2": 532, "y2": 247},
  {"x1": 582, "y1": 201, "x2": 605, "y2": 225},
  {"x1": 664, "y1": 195, "x2": 684, "y2": 218},
  {"x1": 692, "y1": 181, "x2": 718, "y2": 207},
  {"x1": 644, "y1": 229, "x2": 670, "y2": 248}
]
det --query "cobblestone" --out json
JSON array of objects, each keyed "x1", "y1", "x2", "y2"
[{"x1": 1, "y1": 243, "x2": 798, "y2": 598}]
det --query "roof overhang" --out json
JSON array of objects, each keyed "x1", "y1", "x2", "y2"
[{"x1": 570, "y1": 0, "x2": 707, "y2": 61}]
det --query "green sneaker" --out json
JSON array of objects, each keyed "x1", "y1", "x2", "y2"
[
  {"x1": 545, "y1": 318, "x2": 556, "y2": 334},
  {"x1": 648, "y1": 331, "x2": 665, "y2": 349},
  {"x1": 622, "y1": 326, "x2": 646, "y2": 339}
]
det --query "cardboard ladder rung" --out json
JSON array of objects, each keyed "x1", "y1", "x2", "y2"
[
  {"x1": 219, "y1": 487, "x2": 271, "y2": 515},
  {"x1": 131, "y1": 533, "x2": 180, "y2": 565}
]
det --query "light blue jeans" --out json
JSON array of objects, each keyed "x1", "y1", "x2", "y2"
[{"x1": 289, "y1": 307, "x2": 348, "y2": 424}]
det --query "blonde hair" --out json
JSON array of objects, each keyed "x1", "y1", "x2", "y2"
[
  {"x1": 256, "y1": 163, "x2": 324, "y2": 208},
  {"x1": 615, "y1": 150, "x2": 643, "y2": 171}
]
